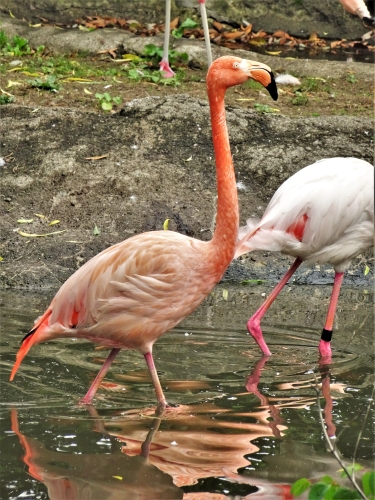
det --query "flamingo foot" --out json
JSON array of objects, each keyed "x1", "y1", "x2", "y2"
[
  {"x1": 247, "y1": 317, "x2": 272, "y2": 356},
  {"x1": 159, "y1": 60, "x2": 175, "y2": 78}
]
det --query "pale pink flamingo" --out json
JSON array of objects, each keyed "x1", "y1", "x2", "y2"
[
  {"x1": 160, "y1": 0, "x2": 212, "y2": 78},
  {"x1": 10, "y1": 56, "x2": 278, "y2": 411},
  {"x1": 339, "y1": 0, "x2": 375, "y2": 27},
  {"x1": 235, "y1": 157, "x2": 374, "y2": 360}
]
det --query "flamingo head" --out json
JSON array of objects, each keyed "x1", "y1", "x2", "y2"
[{"x1": 207, "y1": 56, "x2": 278, "y2": 101}]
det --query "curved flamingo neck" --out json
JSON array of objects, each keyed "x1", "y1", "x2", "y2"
[{"x1": 207, "y1": 81, "x2": 239, "y2": 268}]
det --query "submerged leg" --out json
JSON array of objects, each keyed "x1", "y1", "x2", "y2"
[
  {"x1": 319, "y1": 272, "x2": 344, "y2": 360},
  {"x1": 160, "y1": 0, "x2": 176, "y2": 78},
  {"x1": 144, "y1": 351, "x2": 167, "y2": 412},
  {"x1": 247, "y1": 257, "x2": 303, "y2": 355},
  {"x1": 80, "y1": 348, "x2": 121, "y2": 404}
]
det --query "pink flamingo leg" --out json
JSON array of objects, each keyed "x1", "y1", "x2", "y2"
[
  {"x1": 247, "y1": 257, "x2": 302, "y2": 355},
  {"x1": 319, "y1": 272, "x2": 344, "y2": 361},
  {"x1": 198, "y1": 0, "x2": 213, "y2": 67},
  {"x1": 319, "y1": 361, "x2": 336, "y2": 439},
  {"x1": 160, "y1": 0, "x2": 176, "y2": 78},
  {"x1": 80, "y1": 348, "x2": 120, "y2": 404},
  {"x1": 144, "y1": 352, "x2": 167, "y2": 411}
]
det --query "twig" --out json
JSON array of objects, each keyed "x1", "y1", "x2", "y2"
[
  {"x1": 352, "y1": 383, "x2": 375, "y2": 471},
  {"x1": 313, "y1": 373, "x2": 367, "y2": 500}
]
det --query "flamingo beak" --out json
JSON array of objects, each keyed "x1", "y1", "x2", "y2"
[{"x1": 239, "y1": 60, "x2": 278, "y2": 101}]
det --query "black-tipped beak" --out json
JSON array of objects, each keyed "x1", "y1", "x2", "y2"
[{"x1": 266, "y1": 72, "x2": 278, "y2": 101}]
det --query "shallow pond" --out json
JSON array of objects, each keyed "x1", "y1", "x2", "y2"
[{"x1": 0, "y1": 284, "x2": 374, "y2": 499}]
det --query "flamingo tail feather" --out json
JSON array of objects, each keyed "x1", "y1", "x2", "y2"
[{"x1": 10, "y1": 309, "x2": 52, "y2": 381}]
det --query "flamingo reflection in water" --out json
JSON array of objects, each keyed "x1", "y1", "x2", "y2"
[{"x1": 11, "y1": 358, "x2": 369, "y2": 500}]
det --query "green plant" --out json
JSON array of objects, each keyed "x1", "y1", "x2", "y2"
[
  {"x1": 143, "y1": 44, "x2": 188, "y2": 65},
  {"x1": 28, "y1": 75, "x2": 60, "y2": 91},
  {"x1": 291, "y1": 469, "x2": 375, "y2": 499},
  {"x1": 95, "y1": 92, "x2": 122, "y2": 111},
  {"x1": 125, "y1": 62, "x2": 181, "y2": 86},
  {"x1": 172, "y1": 18, "x2": 198, "y2": 38},
  {"x1": 292, "y1": 90, "x2": 308, "y2": 106},
  {"x1": 254, "y1": 103, "x2": 280, "y2": 114},
  {"x1": 0, "y1": 30, "x2": 42, "y2": 56},
  {"x1": 347, "y1": 73, "x2": 358, "y2": 84},
  {"x1": 0, "y1": 93, "x2": 15, "y2": 105}
]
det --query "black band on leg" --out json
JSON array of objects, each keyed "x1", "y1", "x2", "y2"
[{"x1": 321, "y1": 329, "x2": 332, "y2": 342}]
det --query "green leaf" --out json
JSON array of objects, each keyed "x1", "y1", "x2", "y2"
[
  {"x1": 340, "y1": 464, "x2": 363, "y2": 478},
  {"x1": 332, "y1": 488, "x2": 361, "y2": 499},
  {"x1": 93, "y1": 224, "x2": 100, "y2": 236},
  {"x1": 308, "y1": 482, "x2": 329, "y2": 500},
  {"x1": 362, "y1": 471, "x2": 375, "y2": 497},
  {"x1": 323, "y1": 485, "x2": 338, "y2": 500},
  {"x1": 180, "y1": 18, "x2": 198, "y2": 29},
  {"x1": 320, "y1": 476, "x2": 334, "y2": 485},
  {"x1": 0, "y1": 256, "x2": 3, "y2": 262},
  {"x1": 364, "y1": 265, "x2": 370, "y2": 276},
  {"x1": 241, "y1": 279, "x2": 265, "y2": 285},
  {"x1": 291, "y1": 478, "x2": 311, "y2": 496},
  {"x1": 101, "y1": 101, "x2": 112, "y2": 111}
]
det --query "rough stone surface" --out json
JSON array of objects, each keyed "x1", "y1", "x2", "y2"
[
  {"x1": 0, "y1": 96, "x2": 373, "y2": 289},
  {"x1": 0, "y1": 0, "x2": 372, "y2": 39}
]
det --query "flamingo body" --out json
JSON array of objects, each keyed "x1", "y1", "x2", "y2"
[
  {"x1": 236, "y1": 157, "x2": 374, "y2": 358},
  {"x1": 11, "y1": 56, "x2": 277, "y2": 409},
  {"x1": 236, "y1": 158, "x2": 374, "y2": 270}
]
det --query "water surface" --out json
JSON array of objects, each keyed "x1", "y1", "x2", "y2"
[{"x1": 0, "y1": 285, "x2": 373, "y2": 499}]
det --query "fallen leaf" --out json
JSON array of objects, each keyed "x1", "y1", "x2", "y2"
[
  {"x1": 222, "y1": 289, "x2": 229, "y2": 301},
  {"x1": 62, "y1": 77, "x2": 92, "y2": 82},
  {"x1": 0, "y1": 88, "x2": 14, "y2": 97},
  {"x1": 223, "y1": 31, "x2": 243, "y2": 40},
  {"x1": 213, "y1": 21, "x2": 223, "y2": 32},
  {"x1": 7, "y1": 67, "x2": 25, "y2": 72},
  {"x1": 34, "y1": 213, "x2": 46, "y2": 218},
  {"x1": 265, "y1": 50, "x2": 281, "y2": 55},
  {"x1": 49, "y1": 220, "x2": 60, "y2": 226},
  {"x1": 17, "y1": 218, "x2": 34, "y2": 223},
  {"x1": 170, "y1": 17, "x2": 179, "y2": 29},
  {"x1": 364, "y1": 265, "x2": 370, "y2": 276},
  {"x1": 112, "y1": 476, "x2": 123, "y2": 481},
  {"x1": 7, "y1": 80, "x2": 24, "y2": 88},
  {"x1": 85, "y1": 154, "x2": 109, "y2": 160},
  {"x1": 163, "y1": 219, "x2": 170, "y2": 230},
  {"x1": 29, "y1": 23, "x2": 42, "y2": 28},
  {"x1": 235, "y1": 98, "x2": 254, "y2": 101},
  {"x1": 309, "y1": 31, "x2": 320, "y2": 41},
  {"x1": 93, "y1": 224, "x2": 100, "y2": 236},
  {"x1": 17, "y1": 229, "x2": 66, "y2": 238},
  {"x1": 0, "y1": 257, "x2": 3, "y2": 262},
  {"x1": 9, "y1": 10, "x2": 15, "y2": 18},
  {"x1": 184, "y1": 155, "x2": 192, "y2": 162},
  {"x1": 83, "y1": 88, "x2": 92, "y2": 94}
]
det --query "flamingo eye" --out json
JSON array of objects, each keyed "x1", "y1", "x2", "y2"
[{"x1": 233, "y1": 62, "x2": 239, "y2": 68}]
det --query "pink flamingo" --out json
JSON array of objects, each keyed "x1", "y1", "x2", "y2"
[
  {"x1": 339, "y1": 0, "x2": 375, "y2": 27},
  {"x1": 10, "y1": 56, "x2": 278, "y2": 411},
  {"x1": 235, "y1": 157, "x2": 374, "y2": 360},
  {"x1": 160, "y1": 0, "x2": 212, "y2": 78}
]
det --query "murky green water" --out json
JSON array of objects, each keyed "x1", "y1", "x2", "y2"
[{"x1": 0, "y1": 285, "x2": 373, "y2": 499}]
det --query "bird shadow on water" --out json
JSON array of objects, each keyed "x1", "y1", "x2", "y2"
[{"x1": 0, "y1": 288, "x2": 373, "y2": 499}]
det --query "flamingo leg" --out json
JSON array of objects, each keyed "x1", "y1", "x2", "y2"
[
  {"x1": 80, "y1": 348, "x2": 121, "y2": 404},
  {"x1": 319, "y1": 272, "x2": 344, "y2": 360},
  {"x1": 247, "y1": 257, "x2": 303, "y2": 355},
  {"x1": 199, "y1": 0, "x2": 213, "y2": 67},
  {"x1": 144, "y1": 352, "x2": 167, "y2": 411},
  {"x1": 160, "y1": 0, "x2": 176, "y2": 78}
]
